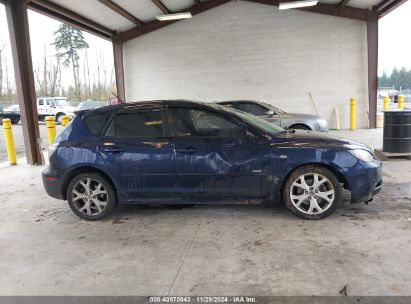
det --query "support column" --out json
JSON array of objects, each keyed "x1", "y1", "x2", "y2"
[
  {"x1": 5, "y1": 0, "x2": 43, "y2": 165},
  {"x1": 367, "y1": 11, "x2": 378, "y2": 129},
  {"x1": 113, "y1": 34, "x2": 125, "y2": 102}
]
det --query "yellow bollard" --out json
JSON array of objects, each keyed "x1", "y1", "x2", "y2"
[
  {"x1": 398, "y1": 95, "x2": 404, "y2": 110},
  {"x1": 61, "y1": 115, "x2": 70, "y2": 127},
  {"x1": 350, "y1": 97, "x2": 356, "y2": 130},
  {"x1": 383, "y1": 96, "x2": 389, "y2": 111},
  {"x1": 2, "y1": 118, "x2": 17, "y2": 165},
  {"x1": 45, "y1": 116, "x2": 56, "y2": 146}
]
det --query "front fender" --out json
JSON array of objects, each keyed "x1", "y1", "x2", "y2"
[{"x1": 270, "y1": 147, "x2": 355, "y2": 197}]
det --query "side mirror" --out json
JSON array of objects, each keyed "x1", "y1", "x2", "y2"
[{"x1": 267, "y1": 110, "x2": 275, "y2": 116}]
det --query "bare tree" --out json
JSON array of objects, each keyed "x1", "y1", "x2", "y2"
[
  {"x1": 0, "y1": 43, "x2": 5, "y2": 98},
  {"x1": 49, "y1": 58, "x2": 62, "y2": 96}
]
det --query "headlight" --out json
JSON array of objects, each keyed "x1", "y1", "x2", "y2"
[
  {"x1": 318, "y1": 119, "x2": 328, "y2": 127},
  {"x1": 349, "y1": 149, "x2": 374, "y2": 162}
]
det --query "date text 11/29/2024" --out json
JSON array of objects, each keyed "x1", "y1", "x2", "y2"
[{"x1": 149, "y1": 296, "x2": 257, "y2": 303}]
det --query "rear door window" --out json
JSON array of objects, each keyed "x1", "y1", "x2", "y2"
[
  {"x1": 107, "y1": 109, "x2": 169, "y2": 138},
  {"x1": 84, "y1": 111, "x2": 113, "y2": 136}
]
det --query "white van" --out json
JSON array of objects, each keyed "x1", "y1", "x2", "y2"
[{"x1": 37, "y1": 97, "x2": 76, "y2": 124}]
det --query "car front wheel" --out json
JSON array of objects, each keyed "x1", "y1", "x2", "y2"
[
  {"x1": 66, "y1": 173, "x2": 117, "y2": 220},
  {"x1": 282, "y1": 165, "x2": 342, "y2": 220}
]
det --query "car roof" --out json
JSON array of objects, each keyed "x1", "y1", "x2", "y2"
[
  {"x1": 78, "y1": 100, "x2": 226, "y2": 117},
  {"x1": 218, "y1": 100, "x2": 276, "y2": 109},
  {"x1": 217, "y1": 100, "x2": 268, "y2": 105}
]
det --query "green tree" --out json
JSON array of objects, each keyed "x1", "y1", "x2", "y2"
[
  {"x1": 378, "y1": 71, "x2": 390, "y2": 88},
  {"x1": 52, "y1": 24, "x2": 89, "y2": 101},
  {"x1": 390, "y1": 67, "x2": 400, "y2": 89}
]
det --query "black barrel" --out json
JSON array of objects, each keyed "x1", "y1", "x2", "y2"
[{"x1": 383, "y1": 111, "x2": 411, "y2": 153}]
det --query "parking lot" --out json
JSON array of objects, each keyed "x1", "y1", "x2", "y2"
[
  {"x1": 1, "y1": 129, "x2": 411, "y2": 296},
  {"x1": 0, "y1": 123, "x2": 62, "y2": 163}
]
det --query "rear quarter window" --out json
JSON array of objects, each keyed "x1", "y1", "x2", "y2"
[{"x1": 84, "y1": 111, "x2": 113, "y2": 136}]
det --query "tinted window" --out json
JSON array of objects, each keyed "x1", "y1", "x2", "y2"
[
  {"x1": 109, "y1": 110, "x2": 167, "y2": 138},
  {"x1": 237, "y1": 103, "x2": 270, "y2": 116},
  {"x1": 84, "y1": 111, "x2": 113, "y2": 136},
  {"x1": 171, "y1": 108, "x2": 244, "y2": 137},
  {"x1": 38, "y1": 99, "x2": 44, "y2": 106}
]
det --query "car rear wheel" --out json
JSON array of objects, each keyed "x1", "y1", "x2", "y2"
[
  {"x1": 11, "y1": 118, "x2": 20, "y2": 124},
  {"x1": 282, "y1": 165, "x2": 342, "y2": 220},
  {"x1": 66, "y1": 173, "x2": 117, "y2": 220}
]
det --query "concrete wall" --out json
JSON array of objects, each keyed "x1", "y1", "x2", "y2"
[{"x1": 123, "y1": 1, "x2": 369, "y2": 128}]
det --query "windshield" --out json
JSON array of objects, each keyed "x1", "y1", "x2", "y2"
[
  {"x1": 260, "y1": 102, "x2": 285, "y2": 115},
  {"x1": 223, "y1": 107, "x2": 284, "y2": 136},
  {"x1": 54, "y1": 99, "x2": 69, "y2": 106},
  {"x1": 270, "y1": 105, "x2": 286, "y2": 115}
]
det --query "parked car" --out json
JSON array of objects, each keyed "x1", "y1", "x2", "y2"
[
  {"x1": 0, "y1": 104, "x2": 20, "y2": 125},
  {"x1": 76, "y1": 100, "x2": 111, "y2": 111},
  {"x1": 217, "y1": 100, "x2": 329, "y2": 132},
  {"x1": 42, "y1": 100, "x2": 381, "y2": 221},
  {"x1": 36, "y1": 97, "x2": 76, "y2": 124}
]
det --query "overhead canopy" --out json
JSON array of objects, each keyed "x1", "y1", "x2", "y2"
[{"x1": 26, "y1": 0, "x2": 408, "y2": 41}]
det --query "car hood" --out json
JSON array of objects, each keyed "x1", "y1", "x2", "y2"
[
  {"x1": 57, "y1": 105, "x2": 76, "y2": 113},
  {"x1": 280, "y1": 112, "x2": 320, "y2": 120},
  {"x1": 273, "y1": 130, "x2": 370, "y2": 151}
]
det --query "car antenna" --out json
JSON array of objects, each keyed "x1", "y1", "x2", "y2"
[{"x1": 308, "y1": 92, "x2": 320, "y2": 116}]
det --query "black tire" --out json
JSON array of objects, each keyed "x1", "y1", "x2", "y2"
[
  {"x1": 11, "y1": 118, "x2": 20, "y2": 125},
  {"x1": 66, "y1": 173, "x2": 117, "y2": 220},
  {"x1": 290, "y1": 124, "x2": 310, "y2": 130},
  {"x1": 282, "y1": 165, "x2": 342, "y2": 220}
]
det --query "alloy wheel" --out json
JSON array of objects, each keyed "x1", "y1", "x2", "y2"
[
  {"x1": 289, "y1": 173, "x2": 335, "y2": 215},
  {"x1": 71, "y1": 178, "x2": 108, "y2": 216}
]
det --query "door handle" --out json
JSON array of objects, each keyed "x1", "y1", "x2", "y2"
[
  {"x1": 178, "y1": 147, "x2": 200, "y2": 154},
  {"x1": 100, "y1": 145, "x2": 124, "y2": 153},
  {"x1": 224, "y1": 143, "x2": 236, "y2": 148}
]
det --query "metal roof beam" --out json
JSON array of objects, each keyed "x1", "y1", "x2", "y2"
[
  {"x1": 98, "y1": 0, "x2": 143, "y2": 26},
  {"x1": 122, "y1": 0, "x2": 231, "y2": 42},
  {"x1": 245, "y1": 0, "x2": 367, "y2": 21},
  {"x1": 376, "y1": 0, "x2": 408, "y2": 18},
  {"x1": 151, "y1": 0, "x2": 170, "y2": 14},
  {"x1": 339, "y1": 0, "x2": 351, "y2": 13},
  {"x1": 27, "y1": 0, "x2": 113, "y2": 40}
]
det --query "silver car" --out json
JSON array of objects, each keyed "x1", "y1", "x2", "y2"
[{"x1": 218, "y1": 100, "x2": 328, "y2": 132}]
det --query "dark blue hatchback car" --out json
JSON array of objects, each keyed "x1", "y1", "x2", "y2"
[{"x1": 42, "y1": 100, "x2": 382, "y2": 220}]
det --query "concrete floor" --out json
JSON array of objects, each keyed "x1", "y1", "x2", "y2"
[{"x1": 1, "y1": 129, "x2": 411, "y2": 296}]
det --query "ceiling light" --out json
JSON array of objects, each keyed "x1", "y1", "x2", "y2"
[
  {"x1": 156, "y1": 12, "x2": 192, "y2": 21},
  {"x1": 279, "y1": 0, "x2": 318, "y2": 10}
]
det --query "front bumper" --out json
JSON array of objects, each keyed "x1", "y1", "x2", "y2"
[
  {"x1": 317, "y1": 121, "x2": 329, "y2": 132},
  {"x1": 42, "y1": 166, "x2": 64, "y2": 200},
  {"x1": 349, "y1": 160, "x2": 382, "y2": 204}
]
